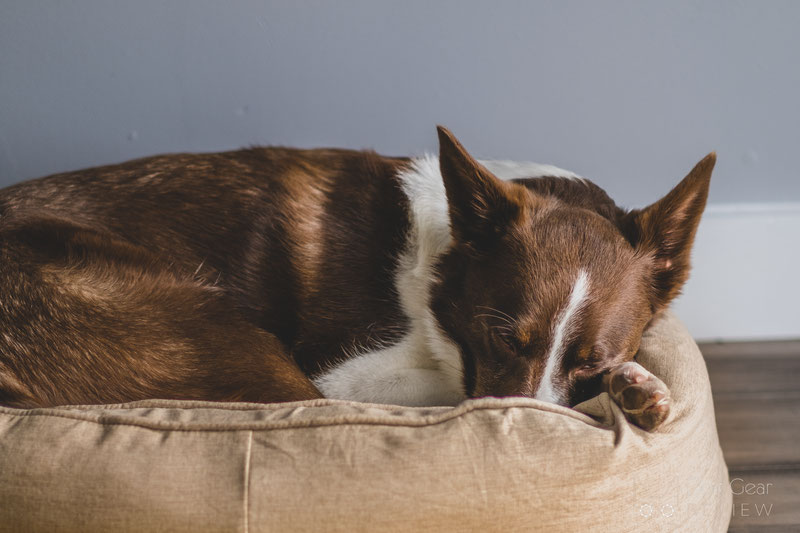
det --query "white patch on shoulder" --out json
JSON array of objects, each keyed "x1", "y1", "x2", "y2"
[
  {"x1": 479, "y1": 159, "x2": 583, "y2": 181},
  {"x1": 313, "y1": 155, "x2": 466, "y2": 406},
  {"x1": 534, "y1": 270, "x2": 590, "y2": 405}
]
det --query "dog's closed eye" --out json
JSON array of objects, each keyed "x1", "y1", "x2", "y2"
[
  {"x1": 572, "y1": 356, "x2": 607, "y2": 377},
  {"x1": 490, "y1": 328, "x2": 519, "y2": 354}
]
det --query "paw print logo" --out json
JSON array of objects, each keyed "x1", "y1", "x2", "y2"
[{"x1": 639, "y1": 504, "x2": 654, "y2": 518}]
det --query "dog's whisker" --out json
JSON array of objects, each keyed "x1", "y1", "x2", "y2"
[
  {"x1": 474, "y1": 313, "x2": 516, "y2": 328},
  {"x1": 193, "y1": 258, "x2": 207, "y2": 277},
  {"x1": 490, "y1": 325, "x2": 516, "y2": 336},
  {"x1": 476, "y1": 305, "x2": 516, "y2": 323}
]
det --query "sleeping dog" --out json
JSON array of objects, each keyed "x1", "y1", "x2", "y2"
[{"x1": 0, "y1": 126, "x2": 713, "y2": 430}]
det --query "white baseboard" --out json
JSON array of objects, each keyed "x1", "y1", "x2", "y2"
[{"x1": 670, "y1": 203, "x2": 800, "y2": 342}]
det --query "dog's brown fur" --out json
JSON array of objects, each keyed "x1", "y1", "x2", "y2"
[
  {"x1": 0, "y1": 148, "x2": 413, "y2": 407},
  {"x1": 0, "y1": 128, "x2": 714, "y2": 430}
]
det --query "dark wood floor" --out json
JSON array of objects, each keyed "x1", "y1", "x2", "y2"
[{"x1": 699, "y1": 340, "x2": 800, "y2": 533}]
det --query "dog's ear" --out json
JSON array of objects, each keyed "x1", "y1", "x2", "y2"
[
  {"x1": 437, "y1": 126, "x2": 524, "y2": 254},
  {"x1": 622, "y1": 152, "x2": 715, "y2": 311}
]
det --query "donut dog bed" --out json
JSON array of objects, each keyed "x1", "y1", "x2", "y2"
[{"x1": 0, "y1": 311, "x2": 731, "y2": 532}]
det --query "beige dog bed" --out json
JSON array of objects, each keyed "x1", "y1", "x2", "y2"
[{"x1": 0, "y1": 311, "x2": 731, "y2": 532}]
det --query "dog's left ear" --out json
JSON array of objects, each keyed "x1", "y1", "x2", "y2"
[
  {"x1": 622, "y1": 152, "x2": 715, "y2": 311},
  {"x1": 437, "y1": 126, "x2": 524, "y2": 254}
]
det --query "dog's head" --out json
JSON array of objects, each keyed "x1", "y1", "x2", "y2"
[{"x1": 430, "y1": 126, "x2": 714, "y2": 406}]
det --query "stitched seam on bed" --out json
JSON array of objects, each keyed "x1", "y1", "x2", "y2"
[
  {"x1": 0, "y1": 396, "x2": 597, "y2": 415},
  {"x1": 0, "y1": 402, "x2": 607, "y2": 432},
  {"x1": 243, "y1": 430, "x2": 252, "y2": 533}
]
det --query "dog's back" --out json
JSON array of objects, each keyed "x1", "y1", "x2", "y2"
[{"x1": 0, "y1": 147, "x2": 410, "y2": 406}]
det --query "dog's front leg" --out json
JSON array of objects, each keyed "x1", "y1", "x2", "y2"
[{"x1": 604, "y1": 362, "x2": 671, "y2": 431}]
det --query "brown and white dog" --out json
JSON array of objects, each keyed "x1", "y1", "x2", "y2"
[{"x1": 0, "y1": 126, "x2": 714, "y2": 430}]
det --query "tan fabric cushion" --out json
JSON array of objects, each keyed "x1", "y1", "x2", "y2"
[{"x1": 0, "y1": 311, "x2": 731, "y2": 532}]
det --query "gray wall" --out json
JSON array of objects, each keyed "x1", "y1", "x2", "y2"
[
  {"x1": 2, "y1": 1, "x2": 799, "y2": 341},
  {"x1": 1, "y1": 0, "x2": 799, "y2": 208}
]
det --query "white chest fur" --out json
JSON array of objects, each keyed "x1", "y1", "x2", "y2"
[{"x1": 312, "y1": 156, "x2": 578, "y2": 406}]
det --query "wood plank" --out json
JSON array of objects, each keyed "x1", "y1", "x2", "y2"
[
  {"x1": 698, "y1": 340, "x2": 800, "y2": 359},
  {"x1": 713, "y1": 394, "x2": 800, "y2": 468},
  {"x1": 704, "y1": 353, "x2": 800, "y2": 396},
  {"x1": 727, "y1": 468, "x2": 800, "y2": 532}
]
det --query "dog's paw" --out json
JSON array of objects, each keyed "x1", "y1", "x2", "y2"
[{"x1": 605, "y1": 362, "x2": 671, "y2": 431}]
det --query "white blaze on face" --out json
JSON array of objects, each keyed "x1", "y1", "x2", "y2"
[{"x1": 534, "y1": 269, "x2": 590, "y2": 405}]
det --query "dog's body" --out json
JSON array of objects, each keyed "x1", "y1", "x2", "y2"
[{"x1": 0, "y1": 127, "x2": 714, "y2": 430}]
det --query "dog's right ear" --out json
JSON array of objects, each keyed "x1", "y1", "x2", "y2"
[{"x1": 437, "y1": 126, "x2": 524, "y2": 254}]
